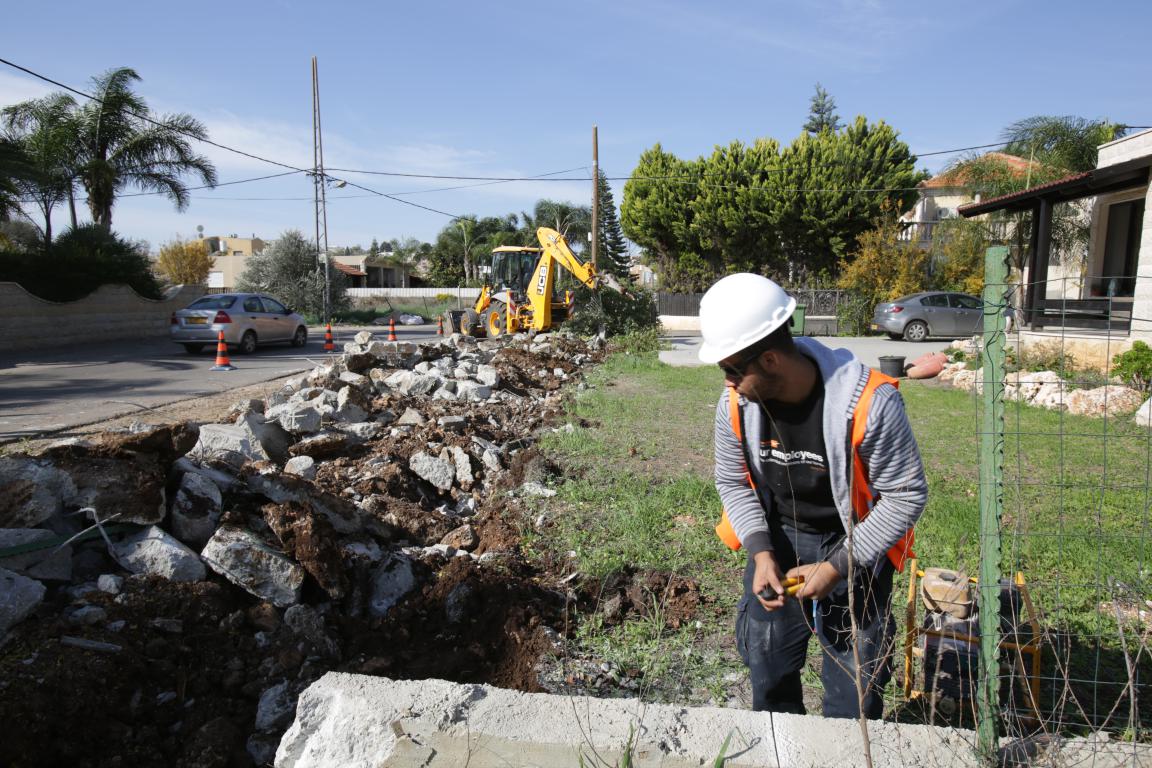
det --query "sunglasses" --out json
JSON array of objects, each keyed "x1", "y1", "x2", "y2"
[{"x1": 719, "y1": 347, "x2": 764, "y2": 379}]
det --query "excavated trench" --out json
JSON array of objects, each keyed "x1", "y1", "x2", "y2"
[{"x1": 0, "y1": 332, "x2": 702, "y2": 768}]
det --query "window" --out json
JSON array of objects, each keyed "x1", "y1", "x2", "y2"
[
  {"x1": 920, "y1": 294, "x2": 949, "y2": 308},
  {"x1": 1099, "y1": 198, "x2": 1144, "y2": 297},
  {"x1": 262, "y1": 297, "x2": 287, "y2": 314},
  {"x1": 243, "y1": 297, "x2": 264, "y2": 312},
  {"x1": 950, "y1": 294, "x2": 982, "y2": 310},
  {"x1": 189, "y1": 295, "x2": 237, "y2": 310}
]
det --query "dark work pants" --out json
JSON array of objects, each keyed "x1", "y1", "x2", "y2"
[{"x1": 735, "y1": 525, "x2": 896, "y2": 719}]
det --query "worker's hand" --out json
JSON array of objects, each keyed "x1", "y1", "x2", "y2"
[
  {"x1": 752, "y1": 551, "x2": 786, "y2": 611},
  {"x1": 786, "y1": 562, "x2": 843, "y2": 601}
]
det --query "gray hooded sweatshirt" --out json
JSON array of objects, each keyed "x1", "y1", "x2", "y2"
[{"x1": 713, "y1": 337, "x2": 927, "y2": 569}]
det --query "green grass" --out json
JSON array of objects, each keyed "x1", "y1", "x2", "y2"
[{"x1": 538, "y1": 347, "x2": 1152, "y2": 730}]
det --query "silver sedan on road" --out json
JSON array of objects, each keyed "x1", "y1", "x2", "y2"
[
  {"x1": 871, "y1": 291, "x2": 984, "y2": 341},
  {"x1": 170, "y1": 293, "x2": 308, "y2": 354}
]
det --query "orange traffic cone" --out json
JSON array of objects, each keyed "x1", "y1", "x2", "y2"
[
  {"x1": 437, "y1": 316, "x2": 444, "y2": 336},
  {"x1": 210, "y1": 331, "x2": 235, "y2": 371},
  {"x1": 324, "y1": 323, "x2": 335, "y2": 352},
  {"x1": 388, "y1": 316, "x2": 398, "y2": 342}
]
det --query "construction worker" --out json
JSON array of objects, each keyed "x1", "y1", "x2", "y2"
[{"x1": 699, "y1": 273, "x2": 927, "y2": 718}]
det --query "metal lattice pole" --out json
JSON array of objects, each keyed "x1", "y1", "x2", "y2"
[
  {"x1": 312, "y1": 56, "x2": 331, "y2": 326},
  {"x1": 977, "y1": 245, "x2": 1011, "y2": 762}
]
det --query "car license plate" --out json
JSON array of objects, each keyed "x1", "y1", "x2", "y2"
[
  {"x1": 186, "y1": 317, "x2": 207, "y2": 325},
  {"x1": 870, "y1": 323, "x2": 879, "y2": 331}
]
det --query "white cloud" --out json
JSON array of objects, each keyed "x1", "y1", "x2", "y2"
[{"x1": 0, "y1": 70, "x2": 56, "y2": 107}]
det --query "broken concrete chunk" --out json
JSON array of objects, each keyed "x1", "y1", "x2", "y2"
[
  {"x1": 368, "y1": 554, "x2": 416, "y2": 617},
  {"x1": 385, "y1": 371, "x2": 439, "y2": 397},
  {"x1": 201, "y1": 526, "x2": 305, "y2": 608},
  {"x1": 283, "y1": 456, "x2": 317, "y2": 480},
  {"x1": 338, "y1": 370, "x2": 369, "y2": 389},
  {"x1": 336, "y1": 422, "x2": 381, "y2": 442},
  {"x1": 0, "y1": 567, "x2": 46, "y2": 636},
  {"x1": 441, "y1": 524, "x2": 478, "y2": 551},
  {"x1": 284, "y1": 604, "x2": 339, "y2": 659},
  {"x1": 520, "y1": 481, "x2": 557, "y2": 498},
  {"x1": 245, "y1": 473, "x2": 360, "y2": 534},
  {"x1": 482, "y1": 449, "x2": 503, "y2": 471},
  {"x1": 353, "y1": 331, "x2": 374, "y2": 346},
  {"x1": 271, "y1": 402, "x2": 325, "y2": 435},
  {"x1": 170, "y1": 471, "x2": 223, "y2": 548},
  {"x1": 334, "y1": 387, "x2": 368, "y2": 423},
  {"x1": 438, "y1": 416, "x2": 467, "y2": 433},
  {"x1": 171, "y1": 457, "x2": 238, "y2": 492},
  {"x1": 409, "y1": 451, "x2": 455, "y2": 492},
  {"x1": 255, "y1": 680, "x2": 297, "y2": 731},
  {"x1": 237, "y1": 412, "x2": 291, "y2": 463},
  {"x1": 396, "y1": 408, "x2": 427, "y2": 427},
  {"x1": 97, "y1": 574, "x2": 124, "y2": 594},
  {"x1": 450, "y1": 446, "x2": 474, "y2": 490},
  {"x1": 0, "y1": 529, "x2": 71, "y2": 582},
  {"x1": 66, "y1": 456, "x2": 167, "y2": 526},
  {"x1": 188, "y1": 423, "x2": 272, "y2": 469},
  {"x1": 114, "y1": 526, "x2": 206, "y2": 583},
  {"x1": 474, "y1": 364, "x2": 500, "y2": 387},
  {"x1": 367, "y1": 368, "x2": 393, "y2": 394},
  {"x1": 454, "y1": 381, "x2": 492, "y2": 402}
]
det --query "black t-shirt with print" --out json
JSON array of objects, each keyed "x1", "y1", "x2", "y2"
[{"x1": 759, "y1": 377, "x2": 845, "y2": 535}]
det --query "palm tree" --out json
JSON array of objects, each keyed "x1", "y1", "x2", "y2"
[
  {"x1": 72, "y1": 67, "x2": 217, "y2": 227},
  {"x1": 2, "y1": 93, "x2": 80, "y2": 248},
  {"x1": 1001, "y1": 115, "x2": 1127, "y2": 174},
  {"x1": 0, "y1": 137, "x2": 31, "y2": 224}
]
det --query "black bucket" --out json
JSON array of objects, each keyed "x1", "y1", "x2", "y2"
[{"x1": 878, "y1": 355, "x2": 906, "y2": 378}]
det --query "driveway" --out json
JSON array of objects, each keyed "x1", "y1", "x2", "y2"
[
  {"x1": 0, "y1": 324, "x2": 441, "y2": 444},
  {"x1": 659, "y1": 333, "x2": 955, "y2": 370}
]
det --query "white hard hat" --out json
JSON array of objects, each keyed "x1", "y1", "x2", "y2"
[{"x1": 697, "y1": 273, "x2": 796, "y2": 364}]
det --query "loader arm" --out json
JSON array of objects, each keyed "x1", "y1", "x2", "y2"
[{"x1": 520, "y1": 227, "x2": 628, "y2": 332}]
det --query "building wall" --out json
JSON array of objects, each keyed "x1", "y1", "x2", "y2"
[
  {"x1": 0, "y1": 282, "x2": 204, "y2": 352},
  {"x1": 198, "y1": 236, "x2": 266, "y2": 291},
  {"x1": 1098, "y1": 129, "x2": 1152, "y2": 168}
]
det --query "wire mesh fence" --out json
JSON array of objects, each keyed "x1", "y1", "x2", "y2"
[{"x1": 897, "y1": 253, "x2": 1151, "y2": 762}]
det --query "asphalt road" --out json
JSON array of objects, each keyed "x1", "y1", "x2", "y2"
[
  {"x1": 0, "y1": 324, "x2": 440, "y2": 444},
  {"x1": 659, "y1": 333, "x2": 956, "y2": 369}
]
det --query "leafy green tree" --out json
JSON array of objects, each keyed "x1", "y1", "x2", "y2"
[
  {"x1": 235, "y1": 230, "x2": 347, "y2": 317},
  {"x1": 369, "y1": 238, "x2": 379, "y2": 258},
  {"x1": 595, "y1": 169, "x2": 630, "y2": 278},
  {"x1": 522, "y1": 200, "x2": 590, "y2": 247},
  {"x1": 621, "y1": 144, "x2": 702, "y2": 289},
  {"x1": 71, "y1": 67, "x2": 217, "y2": 227},
  {"x1": 0, "y1": 137, "x2": 33, "y2": 224},
  {"x1": 803, "y1": 83, "x2": 842, "y2": 135},
  {"x1": 2, "y1": 93, "x2": 80, "y2": 248},
  {"x1": 1001, "y1": 115, "x2": 1127, "y2": 174},
  {"x1": 774, "y1": 117, "x2": 924, "y2": 279},
  {"x1": 1, "y1": 224, "x2": 160, "y2": 301},
  {"x1": 929, "y1": 217, "x2": 987, "y2": 296},
  {"x1": 689, "y1": 138, "x2": 782, "y2": 279}
]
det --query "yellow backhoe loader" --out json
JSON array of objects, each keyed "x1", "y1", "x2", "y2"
[{"x1": 445, "y1": 227, "x2": 625, "y2": 338}]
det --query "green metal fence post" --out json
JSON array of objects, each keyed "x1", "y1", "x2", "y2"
[{"x1": 978, "y1": 245, "x2": 1011, "y2": 763}]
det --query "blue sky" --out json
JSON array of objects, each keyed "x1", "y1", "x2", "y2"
[{"x1": 3, "y1": 0, "x2": 1149, "y2": 253}]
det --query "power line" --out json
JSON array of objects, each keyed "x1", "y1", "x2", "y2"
[
  {"x1": 0, "y1": 57, "x2": 307, "y2": 173},
  {"x1": 117, "y1": 170, "x2": 304, "y2": 198}
]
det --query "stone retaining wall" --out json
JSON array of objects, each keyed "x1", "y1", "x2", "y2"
[{"x1": 0, "y1": 282, "x2": 204, "y2": 353}]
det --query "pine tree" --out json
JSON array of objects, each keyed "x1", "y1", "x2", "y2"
[
  {"x1": 803, "y1": 83, "x2": 842, "y2": 135},
  {"x1": 369, "y1": 237, "x2": 379, "y2": 258},
  {"x1": 596, "y1": 170, "x2": 630, "y2": 278}
]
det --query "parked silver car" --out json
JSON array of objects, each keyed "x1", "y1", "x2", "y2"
[
  {"x1": 170, "y1": 293, "x2": 308, "y2": 354},
  {"x1": 871, "y1": 291, "x2": 984, "y2": 341}
]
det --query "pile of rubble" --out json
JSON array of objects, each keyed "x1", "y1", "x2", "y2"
[{"x1": 0, "y1": 330, "x2": 605, "y2": 767}]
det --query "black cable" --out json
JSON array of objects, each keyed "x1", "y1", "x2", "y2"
[
  {"x1": 116, "y1": 169, "x2": 304, "y2": 198},
  {"x1": 0, "y1": 57, "x2": 307, "y2": 173}
]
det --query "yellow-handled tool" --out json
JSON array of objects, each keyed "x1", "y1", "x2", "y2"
[{"x1": 757, "y1": 576, "x2": 805, "y2": 601}]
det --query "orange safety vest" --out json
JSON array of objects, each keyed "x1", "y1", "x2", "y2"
[{"x1": 715, "y1": 369, "x2": 915, "y2": 571}]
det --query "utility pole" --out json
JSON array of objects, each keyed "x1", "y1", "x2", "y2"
[
  {"x1": 311, "y1": 56, "x2": 331, "y2": 326},
  {"x1": 591, "y1": 125, "x2": 599, "y2": 270}
]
